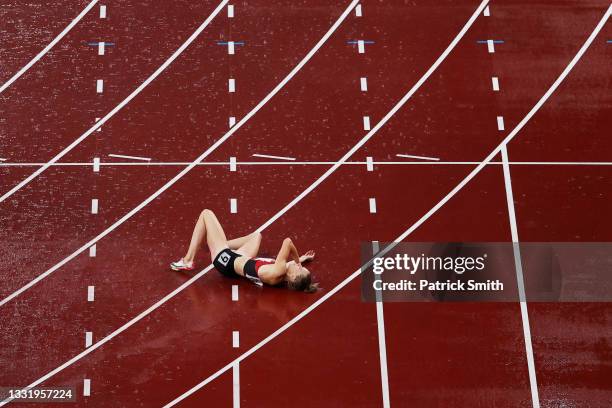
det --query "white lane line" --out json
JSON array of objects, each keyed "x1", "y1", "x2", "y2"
[
  {"x1": 98, "y1": 42, "x2": 105, "y2": 56},
  {"x1": 487, "y1": 39, "x2": 495, "y2": 53},
  {"x1": 228, "y1": 4, "x2": 234, "y2": 18},
  {"x1": 369, "y1": 197, "x2": 377, "y2": 213},
  {"x1": 363, "y1": 115, "x2": 371, "y2": 130},
  {"x1": 108, "y1": 154, "x2": 151, "y2": 162},
  {"x1": 95, "y1": 117, "x2": 102, "y2": 132},
  {"x1": 0, "y1": 158, "x2": 7, "y2": 162},
  {"x1": 366, "y1": 156, "x2": 374, "y2": 171},
  {"x1": 0, "y1": 0, "x2": 359, "y2": 309},
  {"x1": 231, "y1": 285, "x2": 239, "y2": 301},
  {"x1": 483, "y1": 5, "x2": 490, "y2": 16},
  {"x1": 85, "y1": 331, "x2": 93, "y2": 348},
  {"x1": 252, "y1": 154, "x2": 296, "y2": 161},
  {"x1": 89, "y1": 245, "x2": 96, "y2": 258},
  {"x1": 497, "y1": 115, "x2": 505, "y2": 131},
  {"x1": 83, "y1": 379, "x2": 91, "y2": 396},
  {"x1": 93, "y1": 158, "x2": 100, "y2": 172},
  {"x1": 0, "y1": 0, "x2": 230, "y2": 203},
  {"x1": 1, "y1": 2, "x2": 488, "y2": 398},
  {"x1": 360, "y1": 77, "x2": 368, "y2": 91},
  {"x1": 501, "y1": 146, "x2": 541, "y2": 408},
  {"x1": 91, "y1": 199, "x2": 99, "y2": 215},
  {"x1": 161, "y1": 5, "x2": 610, "y2": 405},
  {"x1": 357, "y1": 39, "x2": 365, "y2": 54},
  {"x1": 232, "y1": 363, "x2": 240, "y2": 408},
  {"x1": 229, "y1": 116, "x2": 236, "y2": 127},
  {"x1": 396, "y1": 153, "x2": 440, "y2": 161},
  {"x1": 375, "y1": 275, "x2": 390, "y2": 408},
  {"x1": 0, "y1": 0, "x2": 99, "y2": 94},
  {"x1": 228, "y1": 78, "x2": 236, "y2": 93},
  {"x1": 96, "y1": 79, "x2": 104, "y2": 93},
  {"x1": 87, "y1": 286, "x2": 95, "y2": 302},
  {"x1": 492, "y1": 76, "x2": 500, "y2": 91},
  {"x1": 230, "y1": 198, "x2": 238, "y2": 214},
  {"x1": 99, "y1": 5, "x2": 106, "y2": 19},
  {"x1": 229, "y1": 156, "x2": 237, "y2": 172},
  {"x1": 355, "y1": 4, "x2": 362, "y2": 17},
  {"x1": 228, "y1": 41, "x2": 235, "y2": 55},
  {"x1": 232, "y1": 331, "x2": 240, "y2": 348}
]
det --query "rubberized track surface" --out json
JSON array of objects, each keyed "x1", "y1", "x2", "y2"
[{"x1": 1, "y1": 1, "x2": 611, "y2": 407}]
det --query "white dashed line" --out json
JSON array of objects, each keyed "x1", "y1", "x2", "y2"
[
  {"x1": 228, "y1": 41, "x2": 235, "y2": 55},
  {"x1": 492, "y1": 76, "x2": 500, "y2": 91},
  {"x1": 89, "y1": 245, "x2": 96, "y2": 258},
  {"x1": 229, "y1": 116, "x2": 236, "y2": 128},
  {"x1": 0, "y1": 0, "x2": 99, "y2": 94},
  {"x1": 99, "y1": 5, "x2": 106, "y2": 19},
  {"x1": 85, "y1": 332, "x2": 93, "y2": 348},
  {"x1": 355, "y1": 4, "x2": 362, "y2": 17},
  {"x1": 108, "y1": 154, "x2": 151, "y2": 162},
  {"x1": 233, "y1": 363, "x2": 240, "y2": 407},
  {"x1": 87, "y1": 286, "x2": 95, "y2": 302},
  {"x1": 232, "y1": 331, "x2": 240, "y2": 348},
  {"x1": 229, "y1": 157, "x2": 237, "y2": 172},
  {"x1": 231, "y1": 285, "x2": 239, "y2": 301},
  {"x1": 366, "y1": 156, "x2": 374, "y2": 171},
  {"x1": 357, "y1": 40, "x2": 365, "y2": 54},
  {"x1": 363, "y1": 116, "x2": 371, "y2": 130},
  {"x1": 96, "y1": 79, "x2": 104, "y2": 93},
  {"x1": 230, "y1": 199, "x2": 238, "y2": 214},
  {"x1": 98, "y1": 42, "x2": 105, "y2": 55},
  {"x1": 360, "y1": 77, "x2": 368, "y2": 91},
  {"x1": 83, "y1": 379, "x2": 91, "y2": 396},
  {"x1": 483, "y1": 5, "x2": 490, "y2": 16},
  {"x1": 93, "y1": 158, "x2": 100, "y2": 172},
  {"x1": 487, "y1": 39, "x2": 495, "y2": 53},
  {"x1": 396, "y1": 153, "x2": 440, "y2": 161},
  {"x1": 497, "y1": 116, "x2": 505, "y2": 131},
  {"x1": 95, "y1": 117, "x2": 101, "y2": 132},
  {"x1": 369, "y1": 198, "x2": 377, "y2": 213},
  {"x1": 0, "y1": 158, "x2": 6, "y2": 162},
  {"x1": 227, "y1": 4, "x2": 234, "y2": 18},
  {"x1": 252, "y1": 154, "x2": 296, "y2": 161},
  {"x1": 91, "y1": 199, "x2": 99, "y2": 215},
  {"x1": 228, "y1": 78, "x2": 236, "y2": 93}
]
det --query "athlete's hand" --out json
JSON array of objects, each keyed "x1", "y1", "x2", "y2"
[{"x1": 300, "y1": 250, "x2": 315, "y2": 263}]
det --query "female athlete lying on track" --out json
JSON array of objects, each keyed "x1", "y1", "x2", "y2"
[{"x1": 170, "y1": 209, "x2": 317, "y2": 292}]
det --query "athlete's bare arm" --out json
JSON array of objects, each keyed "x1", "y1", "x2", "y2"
[{"x1": 258, "y1": 238, "x2": 300, "y2": 285}]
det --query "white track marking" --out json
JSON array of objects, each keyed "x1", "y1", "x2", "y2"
[
  {"x1": 229, "y1": 156, "x2": 237, "y2": 171},
  {"x1": 83, "y1": 379, "x2": 91, "y2": 396},
  {"x1": 230, "y1": 198, "x2": 238, "y2": 214},
  {"x1": 487, "y1": 39, "x2": 495, "y2": 53},
  {"x1": 99, "y1": 5, "x2": 106, "y2": 19},
  {"x1": 96, "y1": 79, "x2": 104, "y2": 93},
  {"x1": 162, "y1": 6, "x2": 610, "y2": 405},
  {"x1": 358, "y1": 40, "x2": 365, "y2": 53},
  {"x1": 0, "y1": 0, "x2": 229, "y2": 203},
  {"x1": 95, "y1": 117, "x2": 101, "y2": 132},
  {"x1": 363, "y1": 115, "x2": 371, "y2": 130},
  {"x1": 497, "y1": 115, "x2": 505, "y2": 131},
  {"x1": 229, "y1": 116, "x2": 236, "y2": 127},
  {"x1": 88, "y1": 245, "x2": 96, "y2": 258},
  {"x1": 228, "y1": 41, "x2": 235, "y2": 55},
  {"x1": 87, "y1": 286, "x2": 95, "y2": 302},
  {"x1": 483, "y1": 5, "x2": 490, "y2": 16},
  {"x1": 360, "y1": 77, "x2": 368, "y2": 91},
  {"x1": 252, "y1": 154, "x2": 296, "y2": 161},
  {"x1": 228, "y1": 4, "x2": 234, "y2": 18},
  {"x1": 369, "y1": 197, "x2": 377, "y2": 213},
  {"x1": 85, "y1": 331, "x2": 93, "y2": 348},
  {"x1": 501, "y1": 146, "x2": 540, "y2": 407},
  {"x1": 93, "y1": 158, "x2": 100, "y2": 172},
  {"x1": 91, "y1": 199, "x2": 99, "y2": 214},
  {"x1": 375, "y1": 282, "x2": 390, "y2": 408},
  {"x1": 355, "y1": 4, "x2": 362, "y2": 17},
  {"x1": 232, "y1": 331, "x2": 240, "y2": 348},
  {"x1": 366, "y1": 156, "x2": 374, "y2": 171},
  {"x1": 231, "y1": 285, "x2": 239, "y2": 301},
  {"x1": 108, "y1": 154, "x2": 151, "y2": 162},
  {"x1": 396, "y1": 153, "x2": 440, "y2": 161},
  {"x1": 228, "y1": 78, "x2": 236, "y2": 92},
  {"x1": 492, "y1": 76, "x2": 500, "y2": 91},
  {"x1": 0, "y1": 158, "x2": 7, "y2": 162},
  {"x1": 98, "y1": 42, "x2": 105, "y2": 56},
  {"x1": 0, "y1": 0, "x2": 360, "y2": 310},
  {"x1": 0, "y1": 2, "x2": 499, "y2": 400},
  {"x1": 0, "y1": 0, "x2": 98, "y2": 94},
  {"x1": 233, "y1": 363, "x2": 240, "y2": 407}
]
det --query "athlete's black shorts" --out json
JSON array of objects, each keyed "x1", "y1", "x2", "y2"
[{"x1": 213, "y1": 248, "x2": 241, "y2": 278}]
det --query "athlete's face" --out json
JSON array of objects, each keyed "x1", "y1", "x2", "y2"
[{"x1": 286, "y1": 264, "x2": 310, "y2": 287}]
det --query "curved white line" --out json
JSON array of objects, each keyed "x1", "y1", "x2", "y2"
[
  {"x1": 0, "y1": 0, "x2": 99, "y2": 94},
  {"x1": 0, "y1": 0, "x2": 229, "y2": 203},
  {"x1": 0, "y1": 0, "x2": 486, "y2": 403},
  {"x1": 163, "y1": 5, "x2": 612, "y2": 406}
]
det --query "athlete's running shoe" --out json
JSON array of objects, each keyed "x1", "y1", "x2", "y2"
[{"x1": 170, "y1": 258, "x2": 194, "y2": 271}]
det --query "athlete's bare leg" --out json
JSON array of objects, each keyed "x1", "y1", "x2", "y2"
[{"x1": 183, "y1": 209, "x2": 229, "y2": 264}]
